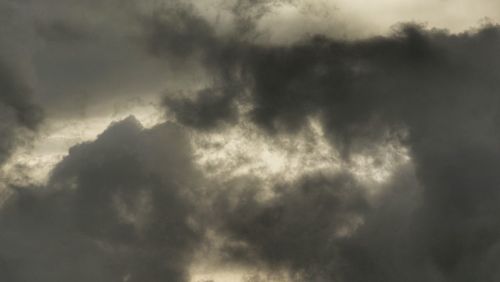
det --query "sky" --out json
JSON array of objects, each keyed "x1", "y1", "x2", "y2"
[{"x1": 1, "y1": 0, "x2": 500, "y2": 281}]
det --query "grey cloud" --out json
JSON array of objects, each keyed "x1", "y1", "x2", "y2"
[
  {"x1": 0, "y1": 117, "x2": 203, "y2": 282},
  {"x1": 0, "y1": 0, "x2": 284, "y2": 121},
  {"x1": 36, "y1": 19, "x2": 91, "y2": 43},
  {"x1": 0, "y1": 60, "x2": 42, "y2": 166},
  {"x1": 163, "y1": 86, "x2": 240, "y2": 130},
  {"x1": 0, "y1": 0, "x2": 176, "y2": 119},
  {"x1": 144, "y1": 4, "x2": 500, "y2": 280},
  {"x1": 0, "y1": 62, "x2": 42, "y2": 130},
  {"x1": 142, "y1": 2, "x2": 253, "y2": 130},
  {"x1": 0, "y1": 1, "x2": 43, "y2": 167},
  {"x1": 211, "y1": 173, "x2": 368, "y2": 280},
  {"x1": 143, "y1": 2, "x2": 218, "y2": 62},
  {"x1": 3, "y1": 1, "x2": 500, "y2": 282}
]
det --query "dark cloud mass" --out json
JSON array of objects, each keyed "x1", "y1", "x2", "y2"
[
  {"x1": 163, "y1": 86, "x2": 240, "y2": 130},
  {"x1": 211, "y1": 173, "x2": 369, "y2": 279},
  {"x1": 0, "y1": 118, "x2": 203, "y2": 282},
  {"x1": 3, "y1": 1, "x2": 500, "y2": 282},
  {"x1": 0, "y1": 60, "x2": 42, "y2": 166},
  {"x1": 149, "y1": 4, "x2": 500, "y2": 281}
]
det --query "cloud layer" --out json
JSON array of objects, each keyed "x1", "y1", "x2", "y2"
[{"x1": 2, "y1": 1, "x2": 500, "y2": 282}]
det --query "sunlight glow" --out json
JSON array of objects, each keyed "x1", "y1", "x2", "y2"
[
  {"x1": 191, "y1": 116, "x2": 410, "y2": 189},
  {"x1": 190, "y1": 117, "x2": 341, "y2": 187}
]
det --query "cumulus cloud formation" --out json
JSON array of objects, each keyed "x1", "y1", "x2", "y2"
[
  {"x1": 0, "y1": 117, "x2": 203, "y2": 282},
  {"x1": 2, "y1": 0, "x2": 500, "y2": 282}
]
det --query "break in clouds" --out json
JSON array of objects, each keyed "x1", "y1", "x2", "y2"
[{"x1": 2, "y1": 0, "x2": 500, "y2": 281}]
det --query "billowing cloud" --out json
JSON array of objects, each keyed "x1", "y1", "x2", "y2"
[
  {"x1": 212, "y1": 173, "x2": 368, "y2": 277},
  {"x1": 146, "y1": 3, "x2": 500, "y2": 281},
  {"x1": 0, "y1": 117, "x2": 204, "y2": 282},
  {"x1": 2, "y1": 1, "x2": 500, "y2": 282}
]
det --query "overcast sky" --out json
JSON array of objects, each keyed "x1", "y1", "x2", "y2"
[{"x1": 2, "y1": 0, "x2": 500, "y2": 281}]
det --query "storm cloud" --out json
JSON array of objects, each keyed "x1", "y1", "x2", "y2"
[
  {"x1": 2, "y1": 1, "x2": 500, "y2": 282},
  {"x1": 0, "y1": 117, "x2": 204, "y2": 282},
  {"x1": 148, "y1": 4, "x2": 500, "y2": 281}
]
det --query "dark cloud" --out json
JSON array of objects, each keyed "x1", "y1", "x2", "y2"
[
  {"x1": 0, "y1": 60, "x2": 42, "y2": 166},
  {"x1": 228, "y1": 0, "x2": 293, "y2": 37},
  {"x1": 145, "y1": 4, "x2": 500, "y2": 280},
  {"x1": 211, "y1": 173, "x2": 369, "y2": 279},
  {"x1": 0, "y1": 117, "x2": 204, "y2": 282},
  {"x1": 0, "y1": 0, "x2": 176, "y2": 119},
  {"x1": 2, "y1": 1, "x2": 500, "y2": 281},
  {"x1": 143, "y1": 2, "x2": 218, "y2": 62},
  {"x1": 163, "y1": 86, "x2": 240, "y2": 130}
]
